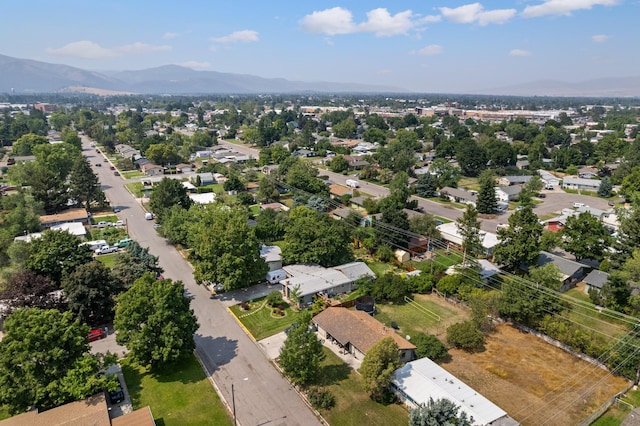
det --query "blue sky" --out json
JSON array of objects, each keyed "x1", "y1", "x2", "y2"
[{"x1": 2, "y1": 1, "x2": 637, "y2": 92}]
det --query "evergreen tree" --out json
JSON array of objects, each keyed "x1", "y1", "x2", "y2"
[
  {"x1": 476, "y1": 170, "x2": 497, "y2": 214},
  {"x1": 409, "y1": 398, "x2": 471, "y2": 426},
  {"x1": 493, "y1": 206, "x2": 543, "y2": 271},
  {"x1": 415, "y1": 173, "x2": 438, "y2": 197},
  {"x1": 456, "y1": 205, "x2": 483, "y2": 258},
  {"x1": 598, "y1": 177, "x2": 613, "y2": 198},
  {"x1": 68, "y1": 156, "x2": 107, "y2": 210},
  {"x1": 278, "y1": 312, "x2": 325, "y2": 386}
]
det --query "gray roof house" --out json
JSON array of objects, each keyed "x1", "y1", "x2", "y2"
[
  {"x1": 190, "y1": 172, "x2": 215, "y2": 185},
  {"x1": 562, "y1": 176, "x2": 601, "y2": 191},
  {"x1": 498, "y1": 175, "x2": 532, "y2": 186},
  {"x1": 495, "y1": 185, "x2": 522, "y2": 202},
  {"x1": 536, "y1": 251, "x2": 586, "y2": 289},
  {"x1": 583, "y1": 270, "x2": 609, "y2": 294},
  {"x1": 440, "y1": 187, "x2": 477, "y2": 206}
]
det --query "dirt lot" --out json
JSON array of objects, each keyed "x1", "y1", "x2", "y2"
[{"x1": 441, "y1": 324, "x2": 630, "y2": 425}]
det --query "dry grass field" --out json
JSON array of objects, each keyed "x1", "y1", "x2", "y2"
[{"x1": 441, "y1": 324, "x2": 630, "y2": 426}]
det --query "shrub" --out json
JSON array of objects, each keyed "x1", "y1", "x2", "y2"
[
  {"x1": 266, "y1": 290, "x2": 284, "y2": 307},
  {"x1": 307, "y1": 387, "x2": 336, "y2": 410},
  {"x1": 413, "y1": 333, "x2": 448, "y2": 360},
  {"x1": 407, "y1": 273, "x2": 434, "y2": 294},
  {"x1": 240, "y1": 302, "x2": 250, "y2": 310},
  {"x1": 446, "y1": 321, "x2": 484, "y2": 351}
]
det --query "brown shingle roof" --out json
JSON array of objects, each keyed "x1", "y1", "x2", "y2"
[
  {"x1": 329, "y1": 184, "x2": 352, "y2": 197},
  {"x1": 313, "y1": 307, "x2": 415, "y2": 354},
  {"x1": 39, "y1": 208, "x2": 89, "y2": 225},
  {"x1": 0, "y1": 393, "x2": 109, "y2": 426},
  {"x1": 112, "y1": 406, "x2": 156, "y2": 426}
]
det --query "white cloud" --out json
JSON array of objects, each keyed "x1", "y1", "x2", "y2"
[
  {"x1": 299, "y1": 7, "x2": 356, "y2": 35},
  {"x1": 179, "y1": 61, "x2": 211, "y2": 70},
  {"x1": 509, "y1": 49, "x2": 532, "y2": 57},
  {"x1": 358, "y1": 8, "x2": 414, "y2": 37},
  {"x1": 163, "y1": 32, "x2": 179, "y2": 40},
  {"x1": 522, "y1": 0, "x2": 619, "y2": 18},
  {"x1": 477, "y1": 9, "x2": 517, "y2": 26},
  {"x1": 440, "y1": 3, "x2": 483, "y2": 23},
  {"x1": 592, "y1": 34, "x2": 610, "y2": 42},
  {"x1": 45, "y1": 40, "x2": 170, "y2": 59},
  {"x1": 210, "y1": 30, "x2": 259, "y2": 44},
  {"x1": 412, "y1": 45, "x2": 444, "y2": 56},
  {"x1": 299, "y1": 7, "x2": 419, "y2": 37},
  {"x1": 439, "y1": 3, "x2": 516, "y2": 25},
  {"x1": 419, "y1": 15, "x2": 442, "y2": 24}
]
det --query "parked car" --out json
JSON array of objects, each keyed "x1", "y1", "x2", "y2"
[
  {"x1": 95, "y1": 245, "x2": 118, "y2": 255},
  {"x1": 114, "y1": 220, "x2": 125, "y2": 227},
  {"x1": 115, "y1": 237, "x2": 132, "y2": 248},
  {"x1": 108, "y1": 387, "x2": 125, "y2": 404},
  {"x1": 103, "y1": 158, "x2": 108, "y2": 162},
  {"x1": 96, "y1": 221, "x2": 110, "y2": 228},
  {"x1": 538, "y1": 193, "x2": 546, "y2": 198},
  {"x1": 113, "y1": 207, "x2": 121, "y2": 213},
  {"x1": 109, "y1": 166, "x2": 115, "y2": 170},
  {"x1": 88, "y1": 328, "x2": 105, "y2": 342},
  {"x1": 95, "y1": 163, "x2": 102, "y2": 167},
  {"x1": 114, "y1": 171, "x2": 120, "y2": 176}
]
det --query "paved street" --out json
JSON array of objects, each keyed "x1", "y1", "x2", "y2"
[{"x1": 84, "y1": 138, "x2": 322, "y2": 426}]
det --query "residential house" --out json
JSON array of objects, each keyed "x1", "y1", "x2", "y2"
[
  {"x1": 313, "y1": 307, "x2": 416, "y2": 362},
  {"x1": 212, "y1": 173, "x2": 226, "y2": 184},
  {"x1": 40, "y1": 208, "x2": 89, "y2": 228},
  {"x1": 343, "y1": 155, "x2": 370, "y2": 170},
  {"x1": 516, "y1": 159, "x2": 530, "y2": 170},
  {"x1": 182, "y1": 181, "x2": 197, "y2": 193},
  {"x1": 293, "y1": 149, "x2": 315, "y2": 158},
  {"x1": 329, "y1": 184, "x2": 353, "y2": 199},
  {"x1": 562, "y1": 176, "x2": 601, "y2": 191},
  {"x1": 190, "y1": 172, "x2": 215, "y2": 185},
  {"x1": 246, "y1": 182, "x2": 260, "y2": 192},
  {"x1": 583, "y1": 270, "x2": 609, "y2": 294},
  {"x1": 141, "y1": 163, "x2": 164, "y2": 176},
  {"x1": 544, "y1": 214, "x2": 571, "y2": 232},
  {"x1": 50, "y1": 222, "x2": 87, "y2": 239},
  {"x1": 0, "y1": 393, "x2": 156, "y2": 426},
  {"x1": 536, "y1": 251, "x2": 586, "y2": 289},
  {"x1": 391, "y1": 358, "x2": 517, "y2": 426},
  {"x1": 260, "y1": 245, "x2": 282, "y2": 271},
  {"x1": 349, "y1": 196, "x2": 371, "y2": 211},
  {"x1": 538, "y1": 170, "x2": 560, "y2": 188},
  {"x1": 498, "y1": 175, "x2": 532, "y2": 186},
  {"x1": 439, "y1": 187, "x2": 477, "y2": 207},
  {"x1": 281, "y1": 262, "x2": 375, "y2": 306},
  {"x1": 175, "y1": 163, "x2": 193, "y2": 173},
  {"x1": 578, "y1": 166, "x2": 599, "y2": 179},
  {"x1": 436, "y1": 222, "x2": 499, "y2": 256},
  {"x1": 331, "y1": 207, "x2": 356, "y2": 221},
  {"x1": 262, "y1": 164, "x2": 279, "y2": 175},
  {"x1": 495, "y1": 185, "x2": 522, "y2": 202}
]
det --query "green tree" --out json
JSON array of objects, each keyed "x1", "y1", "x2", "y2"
[
  {"x1": 456, "y1": 141, "x2": 487, "y2": 177},
  {"x1": 332, "y1": 118, "x2": 357, "y2": 138},
  {"x1": 111, "y1": 242, "x2": 164, "y2": 289},
  {"x1": 145, "y1": 143, "x2": 181, "y2": 166},
  {"x1": 114, "y1": 274, "x2": 199, "y2": 369},
  {"x1": 413, "y1": 334, "x2": 448, "y2": 361},
  {"x1": 598, "y1": 177, "x2": 613, "y2": 198},
  {"x1": 25, "y1": 230, "x2": 93, "y2": 283},
  {"x1": 415, "y1": 173, "x2": 438, "y2": 197},
  {"x1": 28, "y1": 163, "x2": 68, "y2": 214},
  {"x1": 409, "y1": 398, "x2": 471, "y2": 426},
  {"x1": 223, "y1": 174, "x2": 245, "y2": 192},
  {"x1": 190, "y1": 206, "x2": 268, "y2": 291},
  {"x1": 62, "y1": 261, "x2": 122, "y2": 326},
  {"x1": 149, "y1": 177, "x2": 192, "y2": 222},
  {"x1": 257, "y1": 177, "x2": 280, "y2": 203},
  {"x1": 254, "y1": 208, "x2": 289, "y2": 242},
  {"x1": 493, "y1": 207, "x2": 543, "y2": 271},
  {"x1": 286, "y1": 161, "x2": 328, "y2": 195},
  {"x1": 527, "y1": 263, "x2": 563, "y2": 291},
  {"x1": 0, "y1": 269, "x2": 61, "y2": 315},
  {"x1": 0, "y1": 308, "x2": 116, "y2": 414},
  {"x1": 446, "y1": 320, "x2": 484, "y2": 351},
  {"x1": 476, "y1": 170, "x2": 497, "y2": 214},
  {"x1": 11, "y1": 133, "x2": 48, "y2": 156},
  {"x1": 278, "y1": 312, "x2": 325, "y2": 386},
  {"x1": 359, "y1": 337, "x2": 400, "y2": 402},
  {"x1": 611, "y1": 206, "x2": 640, "y2": 268},
  {"x1": 429, "y1": 158, "x2": 461, "y2": 189},
  {"x1": 283, "y1": 206, "x2": 353, "y2": 267},
  {"x1": 68, "y1": 155, "x2": 107, "y2": 210},
  {"x1": 561, "y1": 212, "x2": 612, "y2": 261},
  {"x1": 61, "y1": 128, "x2": 82, "y2": 150},
  {"x1": 409, "y1": 214, "x2": 441, "y2": 239},
  {"x1": 328, "y1": 155, "x2": 349, "y2": 173},
  {"x1": 456, "y1": 205, "x2": 483, "y2": 258},
  {"x1": 498, "y1": 276, "x2": 567, "y2": 327}
]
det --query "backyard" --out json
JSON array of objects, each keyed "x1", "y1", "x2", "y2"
[
  {"x1": 313, "y1": 347, "x2": 408, "y2": 426},
  {"x1": 122, "y1": 354, "x2": 232, "y2": 426}
]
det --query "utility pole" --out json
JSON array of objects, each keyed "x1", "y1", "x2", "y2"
[{"x1": 232, "y1": 383, "x2": 237, "y2": 426}]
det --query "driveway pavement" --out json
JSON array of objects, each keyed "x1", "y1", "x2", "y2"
[
  {"x1": 89, "y1": 326, "x2": 128, "y2": 358},
  {"x1": 216, "y1": 283, "x2": 279, "y2": 307},
  {"x1": 104, "y1": 364, "x2": 133, "y2": 419}
]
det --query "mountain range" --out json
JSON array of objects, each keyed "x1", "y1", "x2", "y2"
[{"x1": 1, "y1": 54, "x2": 640, "y2": 97}]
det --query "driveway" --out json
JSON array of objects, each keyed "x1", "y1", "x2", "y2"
[
  {"x1": 216, "y1": 283, "x2": 280, "y2": 307},
  {"x1": 89, "y1": 326, "x2": 128, "y2": 358}
]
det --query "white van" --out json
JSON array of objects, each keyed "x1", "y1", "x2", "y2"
[
  {"x1": 345, "y1": 179, "x2": 360, "y2": 188},
  {"x1": 573, "y1": 202, "x2": 586, "y2": 208},
  {"x1": 266, "y1": 269, "x2": 286, "y2": 284},
  {"x1": 145, "y1": 212, "x2": 154, "y2": 220}
]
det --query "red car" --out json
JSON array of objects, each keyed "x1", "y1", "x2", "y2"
[{"x1": 88, "y1": 328, "x2": 106, "y2": 342}]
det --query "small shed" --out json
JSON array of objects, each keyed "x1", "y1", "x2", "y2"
[
  {"x1": 395, "y1": 249, "x2": 410, "y2": 263},
  {"x1": 583, "y1": 270, "x2": 609, "y2": 294}
]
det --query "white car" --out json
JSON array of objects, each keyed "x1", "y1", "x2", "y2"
[
  {"x1": 114, "y1": 220, "x2": 125, "y2": 227},
  {"x1": 95, "y1": 245, "x2": 118, "y2": 255}
]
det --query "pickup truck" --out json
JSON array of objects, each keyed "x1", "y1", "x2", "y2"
[{"x1": 95, "y1": 245, "x2": 118, "y2": 255}]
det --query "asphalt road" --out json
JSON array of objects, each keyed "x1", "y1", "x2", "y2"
[{"x1": 83, "y1": 138, "x2": 322, "y2": 426}]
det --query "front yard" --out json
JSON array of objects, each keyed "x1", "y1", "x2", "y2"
[
  {"x1": 122, "y1": 354, "x2": 232, "y2": 425},
  {"x1": 228, "y1": 296, "x2": 305, "y2": 340}
]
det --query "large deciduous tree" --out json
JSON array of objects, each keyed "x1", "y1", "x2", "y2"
[
  {"x1": 0, "y1": 270, "x2": 62, "y2": 315},
  {"x1": 11, "y1": 133, "x2": 48, "y2": 156},
  {"x1": 62, "y1": 260, "x2": 122, "y2": 326},
  {"x1": 493, "y1": 207, "x2": 543, "y2": 271},
  {"x1": 190, "y1": 206, "x2": 267, "y2": 291},
  {"x1": 114, "y1": 274, "x2": 199, "y2": 369},
  {"x1": 561, "y1": 212, "x2": 612, "y2": 261},
  {"x1": 149, "y1": 177, "x2": 192, "y2": 222},
  {"x1": 0, "y1": 308, "x2": 116, "y2": 414},
  {"x1": 282, "y1": 206, "x2": 353, "y2": 267},
  {"x1": 25, "y1": 230, "x2": 93, "y2": 284},
  {"x1": 278, "y1": 312, "x2": 325, "y2": 386},
  {"x1": 359, "y1": 337, "x2": 400, "y2": 402}
]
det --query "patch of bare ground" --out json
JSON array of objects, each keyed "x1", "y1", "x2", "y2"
[{"x1": 441, "y1": 324, "x2": 630, "y2": 426}]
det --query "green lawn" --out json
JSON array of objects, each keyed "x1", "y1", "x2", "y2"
[
  {"x1": 366, "y1": 261, "x2": 394, "y2": 277},
  {"x1": 122, "y1": 355, "x2": 232, "y2": 426},
  {"x1": 458, "y1": 177, "x2": 480, "y2": 191},
  {"x1": 313, "y1": 347, "x2": 407, "y2": 426},
  {"x1": 125, "y1": 182, "x2": 145, "y2": 198},
  {"x1": 96, "y1": 253, "x2": 118, "y2": 268},
  {"x1": 229, "y1": 297, "x2": 305, "y2": 340},
  {"x1": 249, "y1": 204, "x2": 260, "y2": 216},
  {"x1": 592, "y1": 387, "x2": 640, "y2": 425},
  {"x1": 121, "y1": 170, "x2": 144, "y2": 179},
  {"x1": 90, "y1": 214, "x2": 118, "y2": 224},
  {"x1": 428, "y1": 197, "x2": 467, "y2": 210},
  {"x1": 200, "y1": 183, "x2": 223, "y2": 193},
  {"x1": 374, "y1": 294, "x2": 469, "y2": 338}
]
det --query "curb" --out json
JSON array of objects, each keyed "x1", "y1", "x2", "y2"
[{"x1": 226, "y1": 307, "x2": 256, "y2": 342}]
